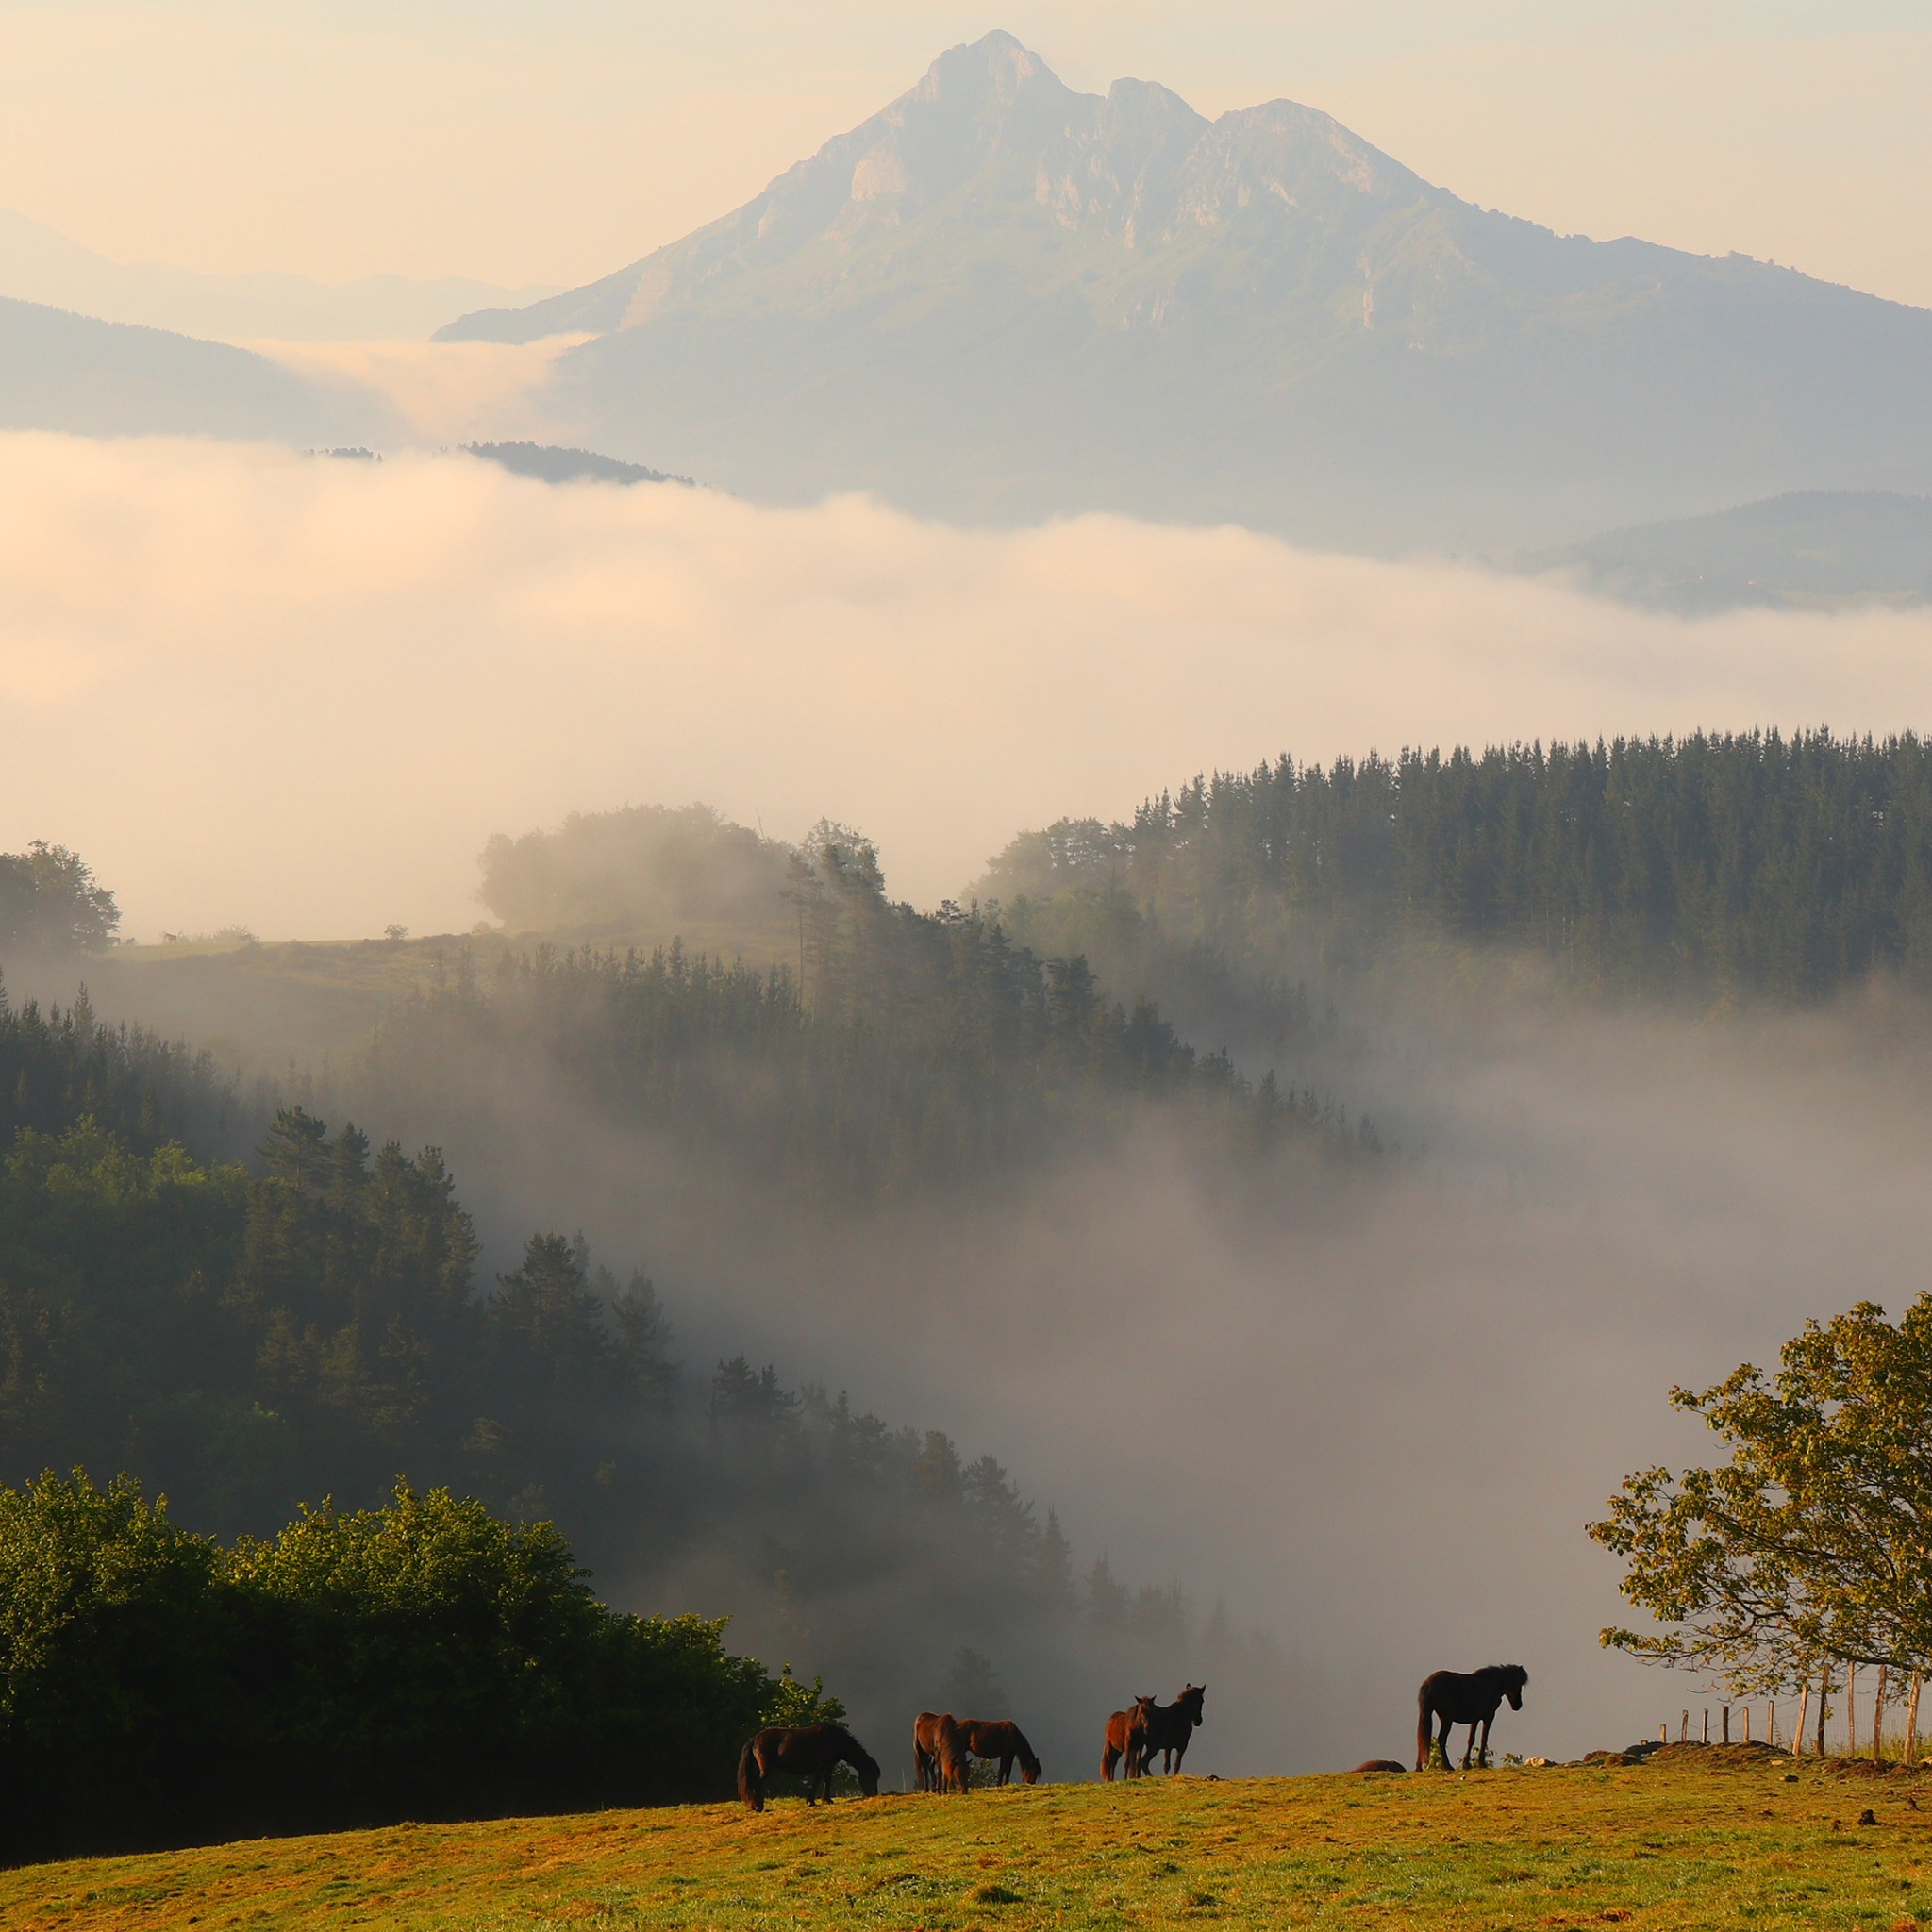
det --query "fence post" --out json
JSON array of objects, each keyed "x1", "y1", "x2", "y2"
[
  {"x1": 1909, "y1": 1674, "x2": 1923, "y2": 1766},
  {"x1": 1681, "y1": 1709, "x2": 1690, "y2": 1743},
  {"x1": 1817, "y1": 1661, "x2": 1833, "y2": 1758},
  {"x1": 1849, "y1": 1665, "x2": 1859, "y2": 1757},
  {"x1": 1701, "y1": 1708, "x2": 1709, "y2": 1745},
  {"x1": 1874, "y1": 1667, "x2": 1890, "y2": 1763},
  {"x1": 1659, "y1": 1723, "x2": 1667, "y2": 1746},
  {"x1": 1722, "y1": 1705, "x2": 1731, "y2": 1744},
  {"x1": 1742, "y1": 1706, "x2": 1751, "y2": 1745}
]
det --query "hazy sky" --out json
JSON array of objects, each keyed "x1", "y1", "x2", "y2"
[{"x1": 3, "y1": 2, "x2": 1929, "y2": 308}]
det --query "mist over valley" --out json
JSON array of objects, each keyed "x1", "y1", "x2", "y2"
[{"x1": 4, "y1": 16, "x2": 1932, "y2": 1871}]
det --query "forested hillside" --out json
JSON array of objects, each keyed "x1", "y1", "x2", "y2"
[
  {"x1": 375, "y1": 824, "x2": 1371, "y2": 1202},
  {"x1": 0, "y1": 964, "x2": 1256, "y2": 1790},
  {"x1": 981, "y1": 731, "x2": 1932, "y2": 1006}
]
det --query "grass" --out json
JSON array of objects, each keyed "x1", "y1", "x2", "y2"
[{"x1": 7, "y1": 1757, "x2": 1932, "y2": 1932}]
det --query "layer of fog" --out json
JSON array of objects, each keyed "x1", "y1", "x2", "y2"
[
  {"x1": 273, "y1": 964, "x2": 1932, "y2": 1774},
  {"x1": 8, "y1": 431, "x2": 1932, "y2": 941}
]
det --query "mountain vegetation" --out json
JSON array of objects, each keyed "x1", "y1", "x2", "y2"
[
  {"x1": 0, "y1": 1470, "x2": 829, "y2": 1861},
  {"x1": 980, "y1": 731, "x2": 1932, "y2": 1007},
  {"x1": 0, "y1": 293, "x2": 390, "y2": 442},
  {"x1": 1531, "y1": 491, "x2": 1932, "y2": 613},
  {"x1": 461, "y1": 441, "x2": 692, "y2": 488},
  {"x1": 441, "y1": 32, "x2": 1932, "y2": 551},
  {"x1": 396, "y1": 821, "x2": 1368, "y2": 1202}
]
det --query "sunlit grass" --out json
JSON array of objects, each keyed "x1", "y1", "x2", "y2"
[{"x1": 8, "y1": 1758, "x2": 1929, "y2": 1931}]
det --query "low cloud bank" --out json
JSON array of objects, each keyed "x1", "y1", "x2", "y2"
[{"x1": 4, "y1": 429, "x2": 1931, "y2": 944}]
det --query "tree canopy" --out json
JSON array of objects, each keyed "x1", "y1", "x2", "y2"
[
  {"x1": 0, "y1": 844, "x2": 119, "y2": 956},
  {"x1": 1590, "y1": 1297, "x2": 1932, "y2": 1691}
]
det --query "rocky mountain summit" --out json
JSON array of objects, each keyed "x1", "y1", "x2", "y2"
[{"x1": 441, "y1": 30, "x2": 1932, "y2": 548}]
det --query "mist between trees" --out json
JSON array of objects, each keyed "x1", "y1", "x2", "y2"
[
  {"x1": 980, "y1": 730, "x2": 1932, "y2": 1034},
  {"x1": 0, "y1": 985, "x2": 1280, "y2": 1799}
]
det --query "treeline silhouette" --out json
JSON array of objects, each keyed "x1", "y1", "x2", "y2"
[
  {"x1": 982, "y1": 731, "x2": 1932, "y2": 1002},
  {"x1": 0, "y1": 1471, "x2": 830, "y2": 1861},
  {"x1": 0, "y1": 1029, "x2": 1224, "y2": 1807},
  {"x1": 369, "y1": 828, "x2": 1375, "y2": 1201}
]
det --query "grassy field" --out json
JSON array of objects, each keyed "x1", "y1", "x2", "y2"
[{"x1": 8, "y1": 1753, "x2": 1932, "y2": 1932}]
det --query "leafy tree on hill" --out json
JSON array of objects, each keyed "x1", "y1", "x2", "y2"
[
  {"x1": 1591, "y1": 1296, "x2": 1932, "y2": 1704},
  {"x1": 0, "y1": 843, "x2": 119, "y2": 957}
]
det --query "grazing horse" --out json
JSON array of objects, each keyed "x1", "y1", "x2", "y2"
[
  {"x1": 912, "y1": 1711, "x2": 974, "y2": 1793},
  {"x1": 1102, "y1": 1697, "x2": 1157, "y2": 1781},
  {"x1": 1416, "y1": 1665, "x2": 1528, "y2": 1771},
  {"x1": 1132, "y1": 1685, "x2": 1207, "y2": 1776},
  {"x1": 737, "y1": 1724, "x2": 882, "y2": 1811},
  {"x1": 958, "y1": 1718, "x2": 1041, "y2": 1786}
]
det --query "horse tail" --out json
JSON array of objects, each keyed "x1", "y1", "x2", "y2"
[
  {"x1": 738, "y1": 1736, "x2": 765, "y2": 1812},
  {"x1": 1416, "y1": 1679, "x2": 1434, "y2": 1772}
]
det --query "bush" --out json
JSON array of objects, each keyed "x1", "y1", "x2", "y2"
[{"x1": 0, "y1": 1472, "x2": 798, "y2": 1862}]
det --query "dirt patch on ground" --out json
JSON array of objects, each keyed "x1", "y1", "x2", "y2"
[{"x1": 1647, "y1": 1743, "x2": 1789, "y2": 1769}]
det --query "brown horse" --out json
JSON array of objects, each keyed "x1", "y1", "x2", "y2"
[
  {"x1": 1415, "y1": 1665, "x2": 1528, "y2": 1771},
  {"x1": 1101, "y1": 1696, "x2": 1157, "y2": 1781},
  {"x1": 912, "y1": 1711, "x2": 973, "y2": 1793},
  {"x1": 1132, "y1": 1685, "x2": 1207, "y2": 1776},
  {"x1": 737, "y1": 1724, "x2": 882, "y2": 1811},
  {"x1": 958, "y1": 1718, "x2": 1041, "y2": 1786}
]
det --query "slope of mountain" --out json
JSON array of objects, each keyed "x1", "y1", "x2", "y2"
[
  {"x1": 0, "y1": 295, "x2": 395, "y2": 442},
  {"x1": 1529, "y1": 491, "x2": 1932, "y2": 613},
  {"x1": 461, "y1": 441, "x2": 691, "y2": 486},
  {"x1": 0, "y1": 207, "x2": 558, "y2": 342},
  {"x1": 440, "y1": 31, "x2": 1932, "y2": 550}
]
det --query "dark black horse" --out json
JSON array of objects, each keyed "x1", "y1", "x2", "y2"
[
  {"x1": 1132, "y1": 1684, "x2": 1208, "y2": 1776},
  {"x1": 737, "y1": 1724, "x2": 882, "y2": 1810},
  {"x1": 1416, "y1": 1665, "x2": 1527, "y2": 1770}
]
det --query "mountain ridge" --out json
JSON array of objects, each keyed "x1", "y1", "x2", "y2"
[{"x1": 439, "y1": 30, "x2": 1932, "y2": 551}]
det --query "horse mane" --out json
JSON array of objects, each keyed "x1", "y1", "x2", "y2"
[{"x1": 1485, "y1": 1665, "x2": 1529, "y2": 1689}]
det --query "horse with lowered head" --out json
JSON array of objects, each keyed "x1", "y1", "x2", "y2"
[
  {"x1": 737, "y1": 1724, "x2": 881, "y2": 1811},
  {"x1": 958, "y1": 1718, "x2": 1041, "y2": 1786},
  {"x1": 1133, "y1": 1685, "x2": 1207, "y2": 1776},
  {"x1": 1416, "y1": 1665, "x2": 1528, "y2": 1771},
  {"x1": 912, "y1": 1712, "x2": 974, "y2": 1793}
]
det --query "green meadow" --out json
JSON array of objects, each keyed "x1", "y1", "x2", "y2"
[{"x1": 8, "y1": 1755, "x2": 1931, "y2": 1932}]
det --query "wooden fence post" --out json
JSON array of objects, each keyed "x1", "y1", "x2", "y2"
[
  {"x1": 1909, "y1": 1674, "x2": 1923, "y2": 1766},
  {"x1": 1681, "y1": 1709, "x2": 1690, "y2": 1743},
  {"x1": 1874, "y1": 1666, "x2": 1890, "y2": 1764},
  {"x1": 1817, "y1": 1662, "x2": 1833, "y2": 1758},
  {"x1": 1849, "y1": 1665, "x2": 1859, "y2": 1757},
  {"x1": 1701, "y1": 1708, "x2": 1709, "y2": 1744},
  {"x1": 1742, "y1": 1706, "x2": 1751, "y2": 1745},
  {"x1": 1722, "y1": 1705, "x2": 1731, "y2": 1744}
]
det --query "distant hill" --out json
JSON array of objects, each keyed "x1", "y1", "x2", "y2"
[
  {"x1": 1527, "y1": 491, "x2": 1932, "y2": 613},
  {"x1": 0, "y1": 294, "x2": 395, "y2": 442},
  {"x1": 0, "y1": 207, "x2": 557, "y2": 343},
  {"x1": 461, "y1": 441, "x2": 692, "y2": 486},
  {"x1": 439, "y1": 31, "x2": 1932, "y2": 551}
]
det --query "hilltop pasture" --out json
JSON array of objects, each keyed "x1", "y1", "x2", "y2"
[{"x1": 8, "y1": 1756, "x2": 1930, "y2": 1931}]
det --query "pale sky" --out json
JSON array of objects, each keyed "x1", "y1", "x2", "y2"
[{"x1": 2, "y1": 2, "x2": 1929, "y2": 308}]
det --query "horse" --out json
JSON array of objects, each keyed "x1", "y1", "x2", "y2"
[
  {"x1": 737, "y1": 1724, "x2": 882, "y2": 1811},
  {"x1": 1415, "y1": 1665, "x2": 1528, "y2": 1771},
  {"x1": 912, "y1": 1711, "x2": 974, "y2": 1794},
  {"x1": 957, "y1": 1718, "x2": 1041, "y2": 1786},
  {"x1": 1132, "y1": 1685, "x2": 1207, "y2": 1776},
  {"x1": 1101, "y1": 1696, "x2": 1157, "y2": 1781}
]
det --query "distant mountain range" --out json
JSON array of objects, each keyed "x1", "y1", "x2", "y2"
[
  {"x1": 440, "y1": 30, "x2": 1932, "y2": 552},
  {"x1": 0, "y1": 294, "x2": 395, "y2": 442},
  {"x1": 1527, "y1": 491, "x2": 1932, "y2": 614},
  {"x1": 0, "y1": 207, "x2": 557, "y2": 343}
]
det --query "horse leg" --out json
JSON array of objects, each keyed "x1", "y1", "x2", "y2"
[
  {"x1": 998, "y1": 1756, "x2": 1011, "y2": 1786},
  {"x1": 1480, "y1": 1713, "x2": 1495, "y2": 1768},
  {"x1": 1459, "y1": 1723, "x2": 1475, "y2": 1771}
]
